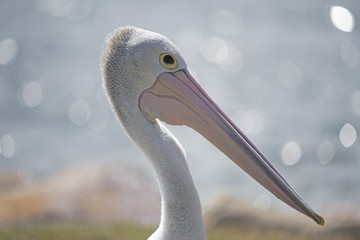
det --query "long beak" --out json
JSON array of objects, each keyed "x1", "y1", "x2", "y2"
[{"x1": 139, "y1": 69, "x2": 324, "y2": 226}]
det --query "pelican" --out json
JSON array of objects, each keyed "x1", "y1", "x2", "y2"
[{"x1": 101, "y1": 26, "x2": 324, "y2": 240}]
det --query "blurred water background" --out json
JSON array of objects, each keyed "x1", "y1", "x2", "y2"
[{"x1": 0, "y1": 0, "x2": 359, "y2": 222}]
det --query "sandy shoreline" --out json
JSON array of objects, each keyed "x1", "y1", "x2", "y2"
[{"x1": 0, "y1": 162, "x2": 359, "y2": 238}]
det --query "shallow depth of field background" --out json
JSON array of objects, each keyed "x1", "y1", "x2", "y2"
[{"x1": 0, "y1": 0, "x2": 359, "y2": 229}]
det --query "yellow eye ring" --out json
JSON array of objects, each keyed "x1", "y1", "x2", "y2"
[{"x1": 159, "y1": 53, "x2": 178, "y2": 70}]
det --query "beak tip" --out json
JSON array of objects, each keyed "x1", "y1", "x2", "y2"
[{"x1": 315, "y1": 215, "x2": 325, "y2": 226}]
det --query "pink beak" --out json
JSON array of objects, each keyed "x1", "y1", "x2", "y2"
[{"x1": 139, "y1": 69, "x2": 324, "y2": 226}]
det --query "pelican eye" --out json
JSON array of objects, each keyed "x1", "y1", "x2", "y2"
[{"x1": 159, "y1": 53, "x2": 178, "y2": 69}]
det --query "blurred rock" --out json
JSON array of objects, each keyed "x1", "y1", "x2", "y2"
[{"x1": 0, "y1": 161, "x2": 160, "y2": 225}]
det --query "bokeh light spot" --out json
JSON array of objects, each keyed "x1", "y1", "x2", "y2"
[
  {"x1": 0, "y1": 134, "x2": 16, "y2": 158},
  {"x1": 317, "y1": 141, "x2": 335, "y2": 164},
  {"x1": 0, "y1": 38, "x2": 18, "y2": 66},
  {"x1": 339, "y1": 123, "x2": 356, "y2": 148},
  {"x1": 67, "y1": 100, "x2": 90, "y2": 126},
  {"x1": 330, "y1": 6, "x2": 355, "y2": 32},
  {"x1": 217, "y1": 46, "x2": 243, "y2": 73},
  {"x1": 280, "y1": 141, "x2": 302, "y2": 166},
  {"x1": 199, "y1": 37, "x2": 228, "y2": 63},
  {"x1": 22, "y1": 81, "x2": 43, "y2": 108}
]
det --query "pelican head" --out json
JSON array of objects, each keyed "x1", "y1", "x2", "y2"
[
  {"x1": 101, "y1": 26, "x2": 324, "y2": 236},
  {"x1": 102, "y1": 27, "x2": 187, "y2": 139}
]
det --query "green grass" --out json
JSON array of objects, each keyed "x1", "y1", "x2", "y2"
[{"x1": 0, "y1": 223, "x2": 356, "y2": 240}]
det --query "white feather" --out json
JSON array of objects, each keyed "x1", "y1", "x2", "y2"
[{"x1": 102, "y1": 26, "x2": 206, "y2": 240}]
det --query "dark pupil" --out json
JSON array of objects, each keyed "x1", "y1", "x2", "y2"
[{"x1": 163, "y1": 55, "x2": 174, "y2": 65}]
